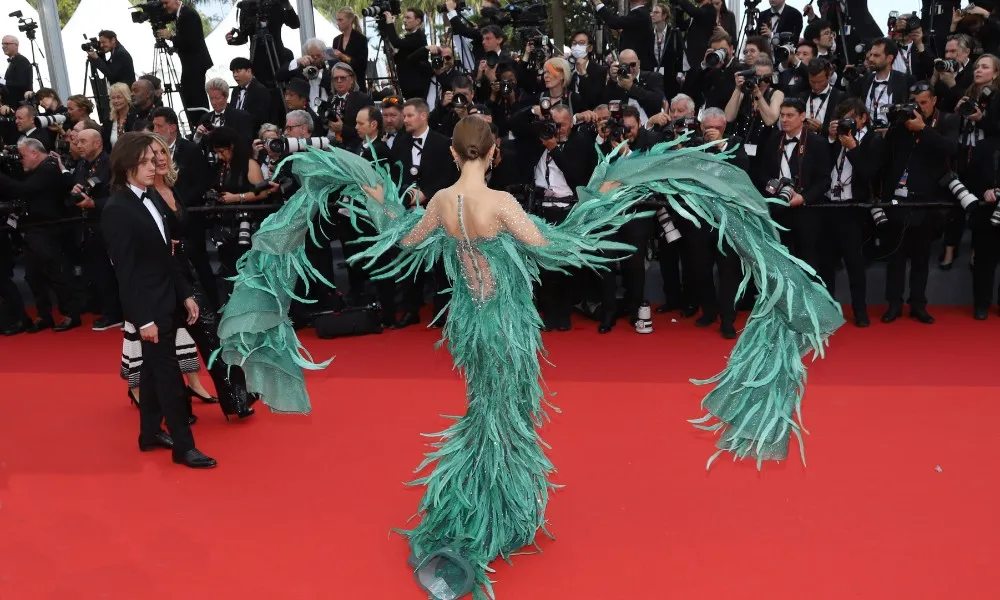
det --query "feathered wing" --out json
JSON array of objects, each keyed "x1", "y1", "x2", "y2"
[
  {"x1": 569, "y1": 139, "x2": 844, "y2": 468},
  {"x1": 213, "y1": 146, "x2": 432, "y2": 414}
]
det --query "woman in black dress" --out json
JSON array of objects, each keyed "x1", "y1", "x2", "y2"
[
  {"x1": 146, "y1": 133, "x2": 257, "y2": 420},
  {"x1": 332, "y1": 7, "x2": 369, "y2": 93}
]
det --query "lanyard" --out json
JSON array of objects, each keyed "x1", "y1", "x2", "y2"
[{"x1": 808, "y1": 93, "x2": 829, "y2": 120}]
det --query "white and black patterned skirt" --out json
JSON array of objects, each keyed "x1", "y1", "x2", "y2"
[{"x1": 120, "y1": 321, "x2": 201, "y2": 388}]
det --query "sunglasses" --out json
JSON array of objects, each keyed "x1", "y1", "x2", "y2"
[
  {"x1": 910, "y1": 82, "x2": 932, "y2": 94},
  {"x1": 382, "y1": 96, "x2": 402, "y2": 108}
]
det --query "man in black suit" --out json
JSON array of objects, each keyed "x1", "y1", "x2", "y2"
[
  {"x1": 224, "y1": 0, "x2": 299, "y2": 85},
  {"x1": 102, "y1": 132, "x2": 216, "y2": 469},
  {"x1": 325, "y1": 62, "x2": 371, "y2": 150},
  {"x1": 151, "y1": 107, "x2": 216, "y2": 307},
  {"x1": 86, "y1": 30, "x2": 136, "y2": 86},
  {"x1": 1, "y1": 35, "x2": 32, "y2": 110},
  {"x1": 682, "y1": 31, "x2": 740, "y2": 111},
  {"x1": 229, "y1": 58, "x2": 273, "y2": 134},
  {"x1": 758, "y1": 0, "x2": 804, "y2": 42},
  {"x1": 756, "y1": 98, "x2": 832, "y2": 274},
  {"x1": 590, "y1": 0, "x2": 655, "y2": 68},
  {"x1": 879, "y1": 82, "x2": 959, "y2": 325},
  {"x1": 377, "y1": 8, "x2": 430, "y2": 100},
  {"x1": 604, "y1": 49, "x2": 666, "y2": 123},
  {"x1": 193, "y1": 78, "x2": 256, "y2": 147},
  {"x1": 676, "y1": 0, "x2": 717, "y2": 70},
  {"x1": 0, "y1": 138, "x2": 81, "y2": 332},
  {"x1": 799, "y1": 59, "x2": 843, "y2": 137},
  {"x1": 822, "y1": 98, "x2": 886, "y2": 328},
  {"x1": 931, "y1": 33, "x2": 975, "y2": 112},
  {"x1": 389, "y1": 98, "x2": 458, "y2": 327},
  {"x1": 129, "y1": 79, "x2": 158, "y2": 131},
  {"x1": 159, "y1": 0, "x2": 213, "y2": 126},
  {"x1": 13, "y1": 105, "x2": 54, "y2": 151},
  {"x1": 850, "y1": 38, "x2": 910, "y2": 128}
]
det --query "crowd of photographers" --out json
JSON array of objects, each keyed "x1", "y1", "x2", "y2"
[{"x1": 1, "y1": 0, "x2": 1000, "y2": 341}]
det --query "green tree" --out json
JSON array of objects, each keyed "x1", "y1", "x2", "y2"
[{"x1": 27, "y1": 0, "x2": 217, "y2": 31}]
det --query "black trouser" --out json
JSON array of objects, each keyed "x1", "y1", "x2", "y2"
[
  {"x1": 0, "y1": 233, "x2": 28, "y2": 326},
  {"x1": 657, "y1": 237, "x2": 692, "y2": 310},
  {"x1": 683, "y1": 220, "x2": 742, "y2": 324},
  {"x1": 217, "y1": 239, "x2": 251, "y2": 304},
  {"x1": 942, "y1": 203, "x2": 967, "y2": 248},
  {"x1": 81, "y1": 226, "x2": 122, "y2": 320},
  {"x1": 884, "y1": 208, "x2": 944, "y2": 309},
  {"x1": 400, "y1": 262, "x2": 450, "y2": 319},
  {"x1": 183, "y1": 217, "x2": 218, "y2": 310},
  {"x1": 180, "y1": 66, "x2": 210, "y2": 127},
  {"x1": 772, "y1": 205, "x2": 824, "y2": 276},
  {"x1": 599, "y1": 214, "x2": 655, "y2": 319},
  {"x1": 818, "y1": 207, "x2": 869, "y2": 315},
  {"x1": 971, "y1": 210, "x2": 1000, "y2": 310},
  {"x1": 22, "y1": 229, "x2": 81, "y2": 320},
  {"x1": 139, "y1": 313, "x2": 196, "y2": 457},
  {"x1": 336, "y1": 214, "x2": 398, "y2": 319},
  {"x1": 539, "y1": 203, "x2": 578, "y2": 323}
]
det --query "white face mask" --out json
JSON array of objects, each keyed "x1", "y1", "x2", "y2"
[{"x1": 571, "y1": 44, "x2": 588, "y2": 60}]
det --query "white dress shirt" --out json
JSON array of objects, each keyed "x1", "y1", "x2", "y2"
[
  {"x1": 411, "y1": 127, "x2": 429, "y2": 170},
  {"x1": 828, "y1": 127, "x2": 868, "y2": 201},
  {"x1": 806, "y1": 84, "x2": 833, "y2": 124},
  {"x1": 779, "y1": 129, "x2": 803, "y2": 180}
]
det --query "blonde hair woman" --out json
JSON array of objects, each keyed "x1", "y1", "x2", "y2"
[
  {"x1": 103, "y1": 82, "x2": 134, "y2": 149},
  {"x1": 121, "y1": 133, "x2": 258, "y2": 420},
  {"x1": 332, "y1": 7, "x2": 369, "y2": 92}
]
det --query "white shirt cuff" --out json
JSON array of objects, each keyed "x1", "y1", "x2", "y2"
[
  {"x1": 447, "y1": 10, "x2": 458, "y2": 19},
  {"x1": 140, "y1": 321, "x2": 155, "y2": 330},
  {"x1": 595, "y1": 3, "x2": 605, "y2": 10}
]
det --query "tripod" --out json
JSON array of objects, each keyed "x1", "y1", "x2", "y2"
[
  {"x1": 82, "y1": 60, "x2": 110, "y2": 121},
  {"x1": 150, "y1": 40, "x2": 189, "y2": 133},
  {"x1": 819, "y1": 0, "x2": 856, "y2": 71},
  {"x1": 738, "y1": 0, "x2": 762, "y2": 52},
  {"x1": 248, "y1": 19, "x2": 289, "y2": 118},
  {"x1": 369, "y1": 31, "x2": 400, "y2": 95},
  {"x1": 22, "y1": 26, "x2": 46, "y2": 90}
]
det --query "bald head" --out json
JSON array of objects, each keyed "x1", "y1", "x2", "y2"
[
  {"x1": 77, "y1": 129, "x2": 104, "y2": 160},
  {"x1": 131, "y1": 79, "x2": 154, "y2": 108},
  {"x1": 619, "y1": 49, "x2": 640, "y2": 77},
  {"x1": 1, "y1": 36, "x2": 18, "y2": 58}
]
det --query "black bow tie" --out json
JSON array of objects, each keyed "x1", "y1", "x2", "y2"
[
  {"x1": 873, "y1": 80, "x2": 888, "y2": 87},
  {"x1": 784, "y1": 137, "x2": 799, "y2": 146},
  {"x1": 811, "y1": 92, "x2": 828, "y2": 100},
  {"x1": 413, "y1": 137, "x2": 424, "y2": 149}
]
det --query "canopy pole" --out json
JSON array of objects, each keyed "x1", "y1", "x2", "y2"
[
  {"x1": 37, "y1": 0, "x2": 70, "y2": 98},
  {"x1": 297, "y1": 0, "x2": 317, "y2": 47}
]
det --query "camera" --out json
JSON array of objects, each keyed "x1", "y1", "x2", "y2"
[
  {"x1": 958, "y1": 87, "x2": 994, "y2": 118},
  {"x1": 131, "y1": 0, "x2": 175, "y2": 27},
  {"x1": 836, "y1": 118, "x2": 858, "y2": 136},
  {"x1": 361, "y1": 0, "x2": 402, "y2": 18},
  {"x1": 430, "y1": 52, "x2": 445, "y2": 70},
  {"x1": 533, "y1": 97, "x2": 558, "y2": 140},
  {"x1": 887, "y1": 102, "x2": 919, "y2": 126},
  {"x1": 480, "y1": 1, "x2": 547, "y2": 28},
  {"x1": 484, "y1": 51, "x2": 500, "y2": 69},
  {"x1": 605, "y1": 100, "x2": 628, "y2": 144},
  {"x1": 765, "y1": 177, "x2": 796, "y2": 203},
  {"x1": 68, "y1": 177, "x2": 102, "y2": 206},
  {"x1": 737, "y1": 68, "x2": 759, "y2": 93},
  {"x1": 498, "y1": 79, "x2": 515, "y2": 97},
  {"x1": 0, "y1": 144, "x2": 20, "y2": 165},
  {"x1": 36, "y1": 114, "x2": 68, "y2": 129},
  {"x1": 449, "y1": 92, "x2": 470, "y2": 111},
  {"x1": 841, "y1": 64, "x2": 870, "y2": 83},
  {"x1": 437, "y1": 0, "x2": 466, "y2": 13},
  {"x1": 705, "y1": 48, "x2": 727, "y2": 69},
  {"x1": 941, "y1": 172, "x2": 979, "y2": 211},
  {"x1": 302, "y1": 65, "x2": 322, "y2": 79},
  {"x1": 9, "y1": 10, "x2": 38, "y2": 38},
  {"x1": 655, "y1": 207, "x2": 681, "y2": 243},
  {"x1": 265, "y1": 137, "x2": 331, "y2": 155},
  {"x1": 934, "y1": 58, "x2": 959, "y2": 73},
  {"x1": 870, "y1": 206, "x2": 889, "y2": 227},
  {"x1": 81, "y1": 35, "x2": 101, "y2": 53},
  {"x1": 317, "y1": 98, "x2": 344, "y2": 123},
  {"x1": 771, "y1": 32, "x2": 795, "y2": 63},
  {"x1": 989, "y1": 191, "x2": 1000, "y2": 227},
  {"x1": 616, "y1": 62, "x2": 634, "y2": 81}
]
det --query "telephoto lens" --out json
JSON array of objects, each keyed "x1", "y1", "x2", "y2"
[
  {"x1": 870, "y1": 207, "x2": 889, "y2": 227},
  {"x1": 237, "y1": 218, "x2": 252, "y2": 246},
  {"x1": 656, "y1": 207, "x2": 682, "y2": 243},
  {"x1": 634, "y1": 302, "x2": 653, "y2": 334},
  {"x1": 765, "y1": 177, "x2": 796, "y2": 203},
  {"x1": 940, "y1": 172, "x2": 979, "y2": 211},
  {"x1": 705, "y1": 48, "x2": 727, "y2": 68},
  {"x1": 934, "y1": 58, "x2": 959, "y2": 72}
]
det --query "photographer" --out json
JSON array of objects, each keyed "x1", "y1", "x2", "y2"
[
  {"x1": 508, "y1": 102, "x2": 598, "y2": 330},
  {"x1": 822, "y1": 98, "x2": 886, "y2": 328},
  {"x1": 0, "y1": 138, "x2": 82, "y2": 332},
  {"x1": 158, "y1": 0, "x2": 213, "y2": 125},
  {"x1": 1, "y1": 35, "x2": 32, "y2": 114},
  {"x1": 429, "y1": 74, "x2": 475, "y2": 136},
  {"x1": 324, "y1": 62, "x2": 370, "y2": 149},
  {"x1": 193, "y1": 78, "x2": 255, "y2": 147},
  {"x1": 69, "y1": 129, "x2": 124, "y2": 331},
  {"x1": 597, "y1": 104, "x2": 657, "y2": 334},
  {"x1": 682, "y1": 31, "x2": 739, "y2": 111},
  {"x1": 777, "y1": 40, "x2": 816, "y2": 95},
  {"x1": 758, "y1": 0, "x2": 804, "y2": 42},
  {"x1": 675, "y1": 0, "x2": 717, "y2": 70},
  {"x1": 14, "y1": 104, "x2": 54, "y2": 152},
  {"x1": 965, "y1": 127, "x2": 1000, "y2": 319},
  {"x1": 590, "y1": 0, "x2": 654, "y2": 67},
  {"x1": 86, "y1": 30, "x2": 136, "y2": 86},
  {"x1": 891, "y1": 14, "x2": 935, "y2": 81},
  {"x1": 486, "y1": 64, "x2": 532, "y2": 138},
  {"x1": 603, "y1": 50, "x2": 665, "y2": 124},
  {"x1": 378, "y1": 7, "x2": 431, "y2": 100},
  {"x1": 230, "y1": 58, "x2": 273, "y2": 134},
  {"x1": 444, "y1": 2, "x2": 509, "y2": 67},
  {"x1": 725, "y1": 55, "x2": 784, "y2": 164},
  {"x1": 568, "y1": 31, "x2": 609, "y2": 112},
  {"x1": 225, "y1": 0, "x2": 299, "y2": 85},
  {"x1": 850, "y1": 38, "x2": 909, "y2": 129},
  {"x1": 880, "y1": 82, "x2": 959, "y2": 325},
  {"x1": 757, "y1": 98, "x2": 831, "y2": 273},
  {"x1": 932, "y1": 34, "x2": 975, "y2": 112},
  {"x1": 797, "y1": 58, "x2": 842, "y2": 135}
]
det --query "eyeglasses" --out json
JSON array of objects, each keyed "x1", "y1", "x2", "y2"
[
  {"x1": 332, "y1": 75, "x2": 350, "y2": 82},
  {"x1": 910, "y1": 82, "x2": 932, "y2": 94}
]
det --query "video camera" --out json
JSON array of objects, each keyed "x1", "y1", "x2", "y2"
[
  {"x1": 480, "y1": 0, "x2": 547, "y2": 28},
  {"x1": 437, "y1": 0, "x2": 466, "y2": 14},
  {"x1": 362, "y1": 0, "x2": 402, "y2": 19},
  {"x1": 9, "y1": 10, "x2": 38, "y2": 39},
  {"x1": 80, "y1": 34, "x2": 101, "y2": 53},
  {"x1": 131, "y1": 0, "x2": 176, "y2": 29}
]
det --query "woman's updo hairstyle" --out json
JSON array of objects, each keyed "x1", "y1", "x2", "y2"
[{"x1": 452, "y1": 115, "x2": 496, "y2": 162}]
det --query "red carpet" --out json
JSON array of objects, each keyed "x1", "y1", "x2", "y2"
[{"x1": 1, "y1": 307, "x2": 997, "y2": 599}]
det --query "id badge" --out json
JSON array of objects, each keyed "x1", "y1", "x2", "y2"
[
  {"x1": 745, "y1": 143, "x2": 758, "y2": 157},
  {"x1": 6, "y1": 213, "x2": 18, "y2": 229}
]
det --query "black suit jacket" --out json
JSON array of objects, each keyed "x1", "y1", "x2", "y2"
[
  {"x1": 798, "y1": 87, "x2": 844, "y2": 135},
  {"x1": 882, "y1": 110, "x2": 960, "y2": 200},
  {"x1": 25, "y1": 127, "x2": 55, "y2": 152},
  {"x1": 1, "y1": 54, "x2": 32, "y2": 108},
  {"x1": 826, "y1": 126, "x2": 886, "y2": 203},
  {"x1": 603, "y1": 70, "x2": 666, "y2": 118},
  {"x1": 196, "y1": 108, "x2": 255, "y2": 145},
  {"x1": 230, "y1": 78, "x2": 272, "y2": 133},
  {"x1": 850, "y1": 71, "x2": 912, "y2": 124},
  {"x1": 389, "y1": 129, "x2": 458, "y2": 205},
  {"x1": 328, "y1": 91, "x2": 371, "y2": 150},
  {"x1": 677, "y1": 2, "x2": 717, "y2": 69},
  {"x1": 756, "y1": 130, "x2": 832, "y2": 205},
  {"x1": 378, "y1": 23, "x2": 429, "y2": 100},
  {"x1": 171, "y1": 3, "x2": 213, "y2": 74},
  {"x1": 332, "y1": 29, "x2": 370, "y2": 92},
  {"x1": 598, "y1": 5, "x2": 655, "y2": 69},
  {"x1": 102, "y1": 187, "x2": 193, "y2": 328},
  {"x1": 0, "y1": 158, "x2": 72, "y2": 222},
  {"x1": 935, "y1": 62, "x2": 976, "y2": 113},
  {"x1": 758, "y1": 6, "x2": 804, "y2": 41},
  {"x1": 359, "y1": 139, "x2": 392, "y2": 170},
  {"x1": 173, "y1": 137, "x2": 211, "y2": 208},
  {"x1": 90, "y1": 44, "x2": 136, "y2": 86}
]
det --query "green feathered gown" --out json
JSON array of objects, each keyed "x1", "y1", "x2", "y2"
[{"x1": 214, "y1": 138, "x2": 844, "y2": 599}]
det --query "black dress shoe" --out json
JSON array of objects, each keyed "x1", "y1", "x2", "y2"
[
  {"x1": 974, "y1": 308, "x2": 989, "y2": 320},
  {"x1": 53, "y1": 316, "x2": 81, "y2": 332},
  {"x1": 393, "y1": 312, "x2": 420, "y2": 329},
  {"x1": 172, "y1": 448, "x2": 217, "y2": 469},
  {"x1": 680, "y1": 307, "x2": 699, "y2": 318},
  {"x1": 694, "y1": 314, "x2": 716, "y2": 328},
  {"x1": 720, "y1": 322, "x2": 737, "y2": 339},
  {"x1": 881, "y1": 305, "x2": 902, "y2": 323},
  {"x1": 26, "y1": 318, "x2": 53, "y2": 334},
  {"x1": 139, "y1": 431, "x2": 174, "y2": 452},
  {"x1": 910, "y1": 307, "x2": 935, "y2": 324},
  {"x1": 598, "y1": 318, "x2": 615, "y2": 334},
  {"x1": 855, "y1": 313, "x2": 871, "y2": 328},
  {"x1": 2, "y1": 320, "x2": 26, "y2": 336}
]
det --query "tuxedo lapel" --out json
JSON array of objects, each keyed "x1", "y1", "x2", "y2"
[{"x1": 127, "y1": 188, "x2": 169, "y2": 245}]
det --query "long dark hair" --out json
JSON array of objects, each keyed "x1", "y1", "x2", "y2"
[
  {"x1": 110, "y1": 131, "x2": 156, "y2": 191},
  {"x1": 208, "y1": 126, "x2": 252, "y2": 183}
]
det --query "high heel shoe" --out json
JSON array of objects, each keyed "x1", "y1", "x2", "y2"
[
  {"x1": 219, "y1": 382, "x2": 256, "y2": 421},
  {"x1": 187, "y1": 386, "x2": 219, "y2": 404},
  {"x1": 128, "y1": 389, "x2": 139, "y2": 408}
]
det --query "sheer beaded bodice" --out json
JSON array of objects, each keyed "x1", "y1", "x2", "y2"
[{"x1": 455, "y1": 194, "x2": 496, "y2": 305}]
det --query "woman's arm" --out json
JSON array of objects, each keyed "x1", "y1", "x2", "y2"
[
  {"x1": 758, "y1": 89, "x2": 784, "y2": 126},
  {"x1": 222, "y1": 159, "x2": 272, "y2": 203},
  {"x1": 401, "y1": 193, "x2": 442, "y2": 246}
]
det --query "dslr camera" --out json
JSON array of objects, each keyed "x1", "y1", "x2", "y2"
[
  {"x1": 0, "y1": 145, "x2": 21, "y2": 174},
  {"x1": 449, "y1": 92, "x2": 470, "y2": 112},
  {"x1": 266, "y1": 137, "x2": 331, "y2": 155},
  {"x1": 498, "y1": 79, "x2": 516, "y2": 97},
  {"x1": 887, "y1": 101, "x2": 919, "y2": 127},
  {"x1": 605, "y1": 100, "x2": 628, "y2": 144},
  {"x1": 362, "y1": 0, "x2": 402, "y2": 18},
  {"x1": 771, "y1": 32, "x2": 795, "y2": 63},
  {"x1": 705, "y1": 48, "x2": 728, "y2": 69},
  {"x1": 737, "y1": 68, "x2": 759, "y2": 93},
  {"x1": 958, "y1": 87, "x2": 994, "y2": 118},
  {"x1": 533, "y1": 97, "x2": 559, "y2": 140},
  {"x1": 68, "y1": 177, "x2": 102, "y2": 207},
  {"x1": 836, "y1": 118, "x2": 858, "y2": 136},
  {"x1": 430, "y1": 52, "x2": 445, "y2": 70},
  {"x1": 81, "y1": 35, "x2": 101, "y2": 53},
  {"x1": 934, "y1": 58, "x2": 959, "y2": 73},
  {"x1": 765, "y1": 177, "x2": 797, "y2": 203}
]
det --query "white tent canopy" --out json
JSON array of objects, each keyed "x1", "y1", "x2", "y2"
[
  {"x1": 6, "y1": 0, "x2": 51, "y2": 90},
  {"x1": 61, "y1": 0, "x2": 160, "y2": 96}
]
